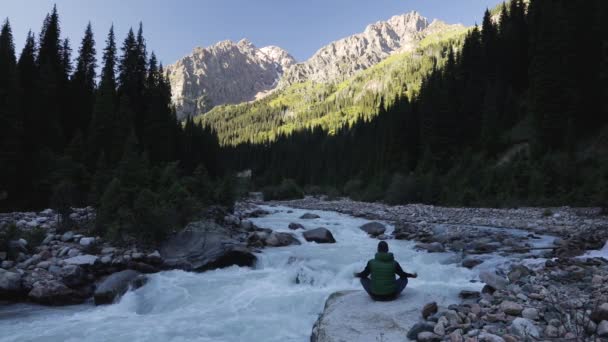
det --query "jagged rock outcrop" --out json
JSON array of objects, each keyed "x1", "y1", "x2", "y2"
[
  {"x1": 165, "y1": 39, "x2": 296, "y2": 119},
  {"x1": 279, "y1": 12, "x2": 465, "y2": 87}
]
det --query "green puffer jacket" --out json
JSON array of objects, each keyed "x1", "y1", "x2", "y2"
[{"x1": 369, "y1": 252, "x2": 397, "y2": 295}]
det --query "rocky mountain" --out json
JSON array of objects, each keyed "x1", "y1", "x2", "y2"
[
  {"x1": 279, "y1": 11, "x2": 463, "y2": 87},
  {"x1": 165, "y1": 39, "x2": 296, "y2": 119}
]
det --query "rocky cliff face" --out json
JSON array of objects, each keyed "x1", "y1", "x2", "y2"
[
  {"x1": 165, "y1": 39, "x2": 296, "y2": 119},
  {"x1": 279, "y1": 12, "x2": 464, "y2": 87},
  {"x1": 167, "y1": 11, "x2": 463, "y2": 118}
]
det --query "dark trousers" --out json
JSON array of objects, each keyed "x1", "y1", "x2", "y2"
[{"x1": 360, "y1": 277, "x2": 408, "y2": 301}]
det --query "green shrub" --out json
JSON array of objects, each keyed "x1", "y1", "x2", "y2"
[
  {"x1": 343, "y1": 179, "x2": 364, "y2": 200},
  {"x1": 262, "y1": 179, "x2": 303, "y2": 200}
]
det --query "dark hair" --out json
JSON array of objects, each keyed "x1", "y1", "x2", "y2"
[{"x1": 377, "y1": 241, "x2": 389, "y2": 253}]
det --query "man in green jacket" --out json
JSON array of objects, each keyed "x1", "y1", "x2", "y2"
[{"x1": 354, "y1": 241, "x2": 417, "y2": 301}]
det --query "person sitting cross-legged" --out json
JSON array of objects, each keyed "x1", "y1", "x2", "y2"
[{"x1": 354, "y1": 241, "x2": 417, "y2": 301}]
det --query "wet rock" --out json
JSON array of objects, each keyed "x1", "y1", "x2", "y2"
[
  {"x1": 500, "y1": 301, "x2": 523, "y2": 316},
  {"x1": 79, "y1": 237, "x2": 96, "y2": 247},
  {"x1": 146, "y1": 250, "x2": 163, "y2": 265},
  {"x1": 0, "y1": 269, "x2": 22, "y2": 299},
  {"x1": 265, "y1": 232, "x2": 300, "y2": 247},
  {"x1": 59, "y1": 264, "x2": 86, "y2": 287},
  {"x1": 415, "y1": 242, "x2": 445, "y2": 253},
  {"x1": 459, "y1": 290, "x2": 480, "y2": 299},
  {"x1": 303, "y1": 228, "x2": 336, "y2": 244},
  {"x1": 94, "y1": 270, "x2": 147, "y2": 305},
  {"x1": 288, "y1": 223, "x2": 305, "y2": 230},
  {"x1": 509, "y1": 318, "x2": 540, "y2": 339},
  {"x1": 407, "y1": 322, "x2": 437, "y2": 340},
  {"x1": 359, "y1": 222, "x2": 386, "y2": 237},
  {"x1": 417, "y1": 331, "x2": 441, "y2": 342},
  {"x1": 598, "y1": 320, "x2": 608, "y2": 337},
  {"x1": 462, "y1": 258, "x2": 483, "y2": 269},
  {"x1": 161, "y1": 220, "x2": 256, "y2": 272},
  {"x1": 28, "y1": 280, "x2": 82, "y2": 305},
  {"x1": 480, "y1": 271, "x2": 508, "y2": 290},
  {"x1": 64, "y1": 254, "x2": 98, "y2": 267},
  {"x1": 300, "y1": 213, "x2": 320, "y2": 219},
  {"x1": 60, "y1": 231, "x2": 74, "y2": 242},
  {"x1": 422, "y1": 302, "x2": 438, "y2": 319}
]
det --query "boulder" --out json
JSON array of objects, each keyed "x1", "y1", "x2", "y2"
[
  {"x1": 521, "y1": 308, "x2": 539, "y2": 321},
  {"x1": 28, "y1": 280, "x2": 82, "y2": 305},
  {"x1": 591, "y1": 303, "x2": 608, "y2": 322},
  {"x1": 509, "y1": 318, "x2": 540, "y2": 339},
  {"x1": 146, "y1": 250, "x2": 163, "y2": 265},
  {"x1": 0, "y1": 269, "x2": 22, "y2": 299},
  {"x1": 417, "y1": 332, "x2": 441, "y2": 342},
  {"x1": 461, "y1": 258, "x2": 483, "y2": 269},
  {"x1": 480, "y1": 271, "x2": 508, "y2": 290},
  {"x1": 288, "y1": 223, "x2": 305, "y2": 230},
  {"x1": 64, "y1": 254, "x2": 99, "y2": 267},
  {"x1": 59, "y1": 264, "x2": 86, "y2": 287},
  {"x1": 94, "y1": 270, "x2": 147, "y2": 305},
  {"x1": 478, "y1": 332, "x2": 505, "y2": 342},
  {"x1": 265, "y1": 232, "x2": 301, "y2": 247},
  {"x1": 459, "y1": 290, "x2": 480, "y2": 299},
  {"x1": 311, "y1": 291, "x2": 422, "y2": 342},
  {"x1": 407, "y1": 322, "x2": 437, "y2": 340},
  {"x1": 60, "y1": 231, "x2": 74, "y2": 242},
  {"x1": 415, "y1": 242, "x2": 445, "y2": 253},
  {"x1": 422, "y1": 302, "x2": 438, "y2": 319},
  {"x1": 303, "y1": 228, "x2": 336, "y2": 244},
  {"x1": 500, "y1": 301, "x2": 524, "y2": 316},
  {"x1": 359, "y1": 222, "x2": 386, "y2": 237},
  {"x1": 160, "y1": 220, "x2": 256, "y2": 272},
  {"x1": 300, "y1": 213, "x2": 320, "y2": 219},
  {"x1": 598, "y1": 320, "x2": 608, "y2": 338},
  {"x1": 79, "y1": 237, "x2": 96, "y2": 247}
]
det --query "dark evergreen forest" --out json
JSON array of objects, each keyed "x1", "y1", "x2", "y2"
[
  {"x1": 0, "y1": 6, "x2": 227, "y2": 242},
  {"x1": 222, "y1": 0, "x2": 608, "y2": 207}
]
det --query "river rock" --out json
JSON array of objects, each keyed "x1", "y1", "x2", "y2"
[
  {"x1": 459, "y1": 290, "x2": 480, "y2": 299},
  {"x1": 59, "y1": 264, "x2": 86, "y2": 287},
  {"x1": 303, "y1": 228, "x2": 336, "y2": 244},
  {"x1": 79, "y1": 237, "x2": 96, "y2": 247},
  {"x1": 407, "y1": 322, "x2": 437, "y2": 340},
  {"x1": 288, "y1": 223, "x2": 305, "y2": 230},
  {"x1": 64, "y1": 254, "x2": 98, "y2": 267},
  {"x1": 509, "y1": 317, "x2": 540, "y2": 338},
  {"x1": 311, "y1": 290, "x2": 421, "y2": 342},
  {"x1": 94, "y1": 270, "x2": 147, "y2": 305},
  {"x1": 478, "y1": 332, "x2": 505, "y2": 342},
  {"x1": 417, "y1": 331, "x2": 441, "y2": 342},
  {"x1": 359, "y1": 222, "x2": 386, "y2": 237},
  {"x1": 146, "y1": 250, "x2": 163, "y2": 265},
  {"x1": 160, "y1": 220, "x2": 256, "y2": 272},
  {"x1": 591, "y1": 303, "x2": 608, "y2": 322},
  {"x1": 0, "y1": 269, "x2": 22, "y2": 299},
  {"x1": 480, "y1": 271, "x2": 508, "y2": 290},
  {"x1": 462, "y1": 258, "x2": 483, "y2": 269},
  {"x1": 500, "y1": 301, "x2": 524, "y2": 315},
  {"x1": 265, "y1": 232, "x2": 301, "y2": 247},
  {"x1": 415, "y1": 242, "x2": 445, "y2": 253},
  {"x1": 521, "y1": 307, "x2": 539, "y2": 320},
  {"x1": 61, "y1": 231, "x2": 74, "y2": 242},
  {"x1": 28, "y1": 280, "x2": 81, "y2": 305},
  {"x1": 422, "y1": 302, "x2": 438, "y2": 319},
  {"x1": 300, "y1": 213, "x2": 320, "y2": 219},
  {"x1": 598, "y1": 320, "x2": 608, "y2": 337}
]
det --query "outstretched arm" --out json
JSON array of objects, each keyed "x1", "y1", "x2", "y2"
[
  {"x1": 354, "y1": 261, "x2": 371, "y2": 278},
  {"x1": 395, "y1": 262, "x2": 417, "y2": 278}
]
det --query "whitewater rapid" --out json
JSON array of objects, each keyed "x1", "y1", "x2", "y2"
[{"x1": 0, "y1": 205, "x2": 539, "y2": 342}]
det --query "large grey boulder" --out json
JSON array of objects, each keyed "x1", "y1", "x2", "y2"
[
  {"x1": 28, "y1": 280, "x2": 82, "y2": 305},
  {"x1": 509, "y1": 317, "x2": 540, "y2": 339},
  {"x1": 480, "y1": 271, "x2": 508, "y2": 290},
  {"x1": 300, "y1": 213, "x2": 320, "y2": 219},
  {"x1": 0, "y1": 269, "x2": 22, "y2": 299},
  {"x1": 59, "y1": 264, "x2": 86, "y2": 287},
  {"x1": 311, "y1": 291, "x2": 420, "y2": 342},
  {"x1": 94, "y1": 270, "x2": 147, "y2": 305},
  {"x1": 161, "y1": 220, "x2": 256, "y2": 272},
  {"x1": 359, "y1": 222, "x2": 386, "y2": 237},
  {"x1": 265, "y1": 232, "x2": 301, "y2": 247},
  {"x1": 303, "y1": 228, "x2": 336, "y2": 244}
]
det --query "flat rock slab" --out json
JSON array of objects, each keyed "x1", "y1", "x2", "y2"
[
  {"x1": 311, "y1": 290, "x2": 426, "y2": 342},
  {"x1": 64, "y1": 254, "x2": 99, "y2": 266},
  {"x1": 300, "y1": 213, "x2": 320, "y2": 219}
]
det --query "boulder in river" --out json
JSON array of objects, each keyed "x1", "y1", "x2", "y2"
[
  {"x1": 265, "y1": 232, "x2": 301, "y2": 247},
  {"x1": 415, "y1": 242, "x2": 445, "y2": 253},
  {"x1": 480, "y1": 271, "x2": 508, "y2": 290},
  {"x1": 303, "y1": 228, "x2": 336, "y2": 244},
  {"x1": 461, "y1": 257, "x2": 483, "y2": 269},
  {"x1": 311, "y1": 291, "x2": 418, "y2": 342},
  {"x1": 288, "y1": 223, "x2": 305, "y2": 230},
  {"x1": 359, "y1": 222, "x2": 386, "y2": 237},
  {"x1": 161, "y1": 220, "x2": 257, "y2": 272},
  {"x1": 421, "y1": 302, "x2": 438, "y2": 319},
  {"x1": 300, "y1": 213, "x2": 320, "y2": 219},
  {"x1": 28, "y1": 280, "x2": 82, "y2": 305},
  {"x1": 94, "y1": 270, "x2": 147, "y2": 305},
  {"x1": 0, "y1": 269, "x2": 22, "y2": 299}
]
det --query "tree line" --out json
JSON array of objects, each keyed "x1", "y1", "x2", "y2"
[
  {"x1": 0, "y1": 6, "x2": 228, "y2": 242},
  {"x1": 223, "y1": 0, "x2": 608, "y2": 208}
]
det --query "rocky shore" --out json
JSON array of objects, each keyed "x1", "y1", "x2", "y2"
[{"x1": 278, "y1": 197, "x2": 608, "y2": 341}]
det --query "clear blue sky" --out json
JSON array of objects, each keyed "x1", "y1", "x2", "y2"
[{"x1": 1, "y1": 0, "x2": 504, "y2": 66}]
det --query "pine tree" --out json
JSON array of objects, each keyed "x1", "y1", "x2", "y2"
[
  {"x1": 88, "y1": 26, "x2": 117, "y2": 167},
  {"x1": 71, "y1": 23, "x2": 96, "y2": 136},
  {"x1": 0, "y1": 20, "x2": 22, "y2": 210}
]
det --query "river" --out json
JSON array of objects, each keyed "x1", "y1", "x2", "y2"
[{"x1": 0, "y1": 205, "x2": 553, "y2": 342}]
